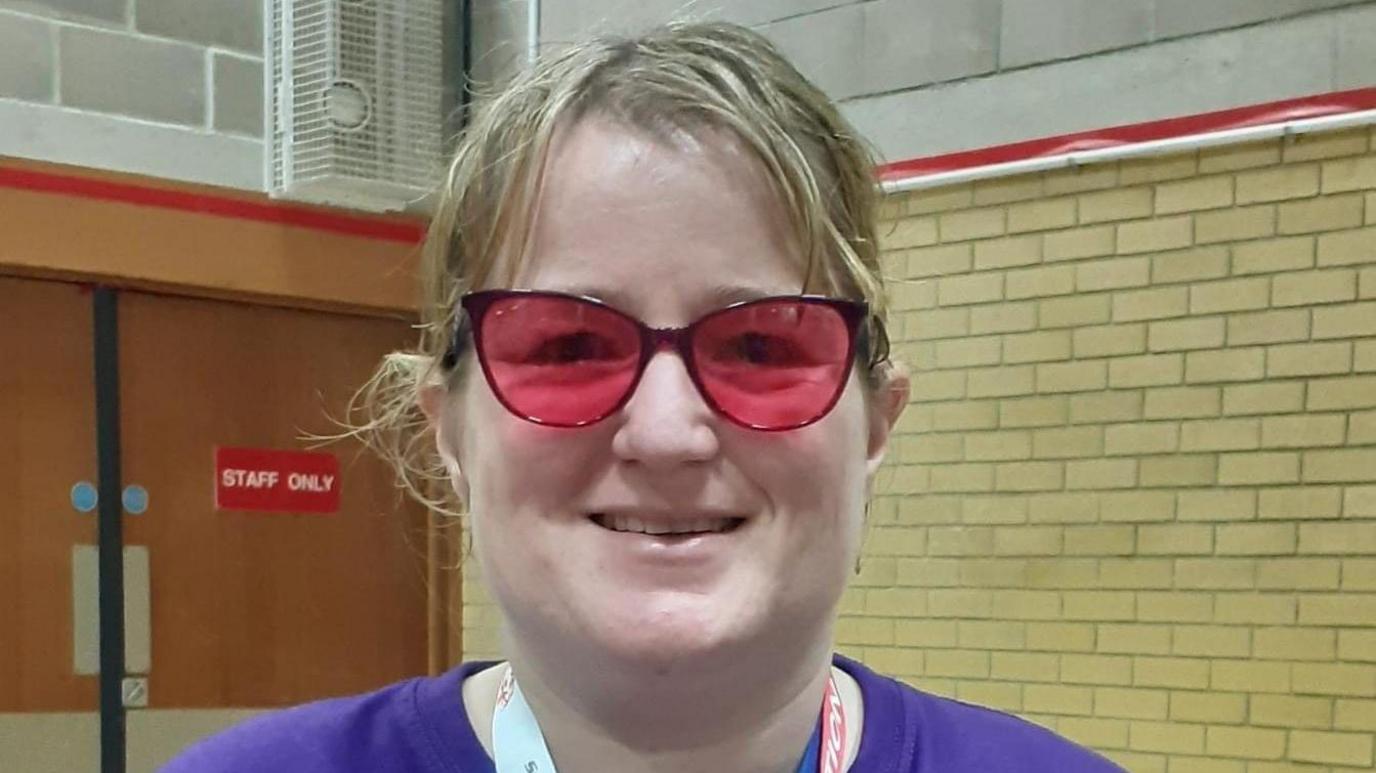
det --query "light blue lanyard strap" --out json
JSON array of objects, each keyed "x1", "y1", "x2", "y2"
[
  {"x1": 492, "y1": 668, "x2": 559, "y2": 773},
  {"x1": 493, "y1": 665, "x2": 826, "y2": 773}
]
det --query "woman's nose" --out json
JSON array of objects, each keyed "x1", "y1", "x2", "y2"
[{"x1": 610, "y1": 350, "x2": 721, "y2": 468}]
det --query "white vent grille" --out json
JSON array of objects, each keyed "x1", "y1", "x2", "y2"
[{"x1": 267, "y1": 0, "x2": 445, "y2": 212}]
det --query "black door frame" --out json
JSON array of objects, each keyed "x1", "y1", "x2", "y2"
[{"x1": 93, "y1": 286, "x2": 126, "y2": 773}]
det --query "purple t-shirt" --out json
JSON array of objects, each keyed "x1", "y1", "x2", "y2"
[{"x1": 162, "y1": 655, "x2": 1124, "y2": 772}]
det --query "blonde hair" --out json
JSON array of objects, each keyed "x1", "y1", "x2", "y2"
[{"x1": 349, "y1": 20, "x2": 893, "y2": 517}]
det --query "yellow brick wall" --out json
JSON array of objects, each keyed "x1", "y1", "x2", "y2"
[
  {"x1": 460, "y1": 126, "x2": 1376, "y2": 771},
  {"x1": 859, "y1": 126, "x2": 1376, "y2": 772}
]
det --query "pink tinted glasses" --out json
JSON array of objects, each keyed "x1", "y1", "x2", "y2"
[{"x1": 446, "y1": 290, "x2": 871, "y2": 431}]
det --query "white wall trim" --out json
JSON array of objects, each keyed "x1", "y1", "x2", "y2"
[
  {"x1": 0, "y1": 98, "x2": 263, "y2": 190},
  {"x1": 881, "y1": 109, "x2": 1376, "y2": 194}
]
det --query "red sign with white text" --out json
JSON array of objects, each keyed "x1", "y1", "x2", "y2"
[{"x1": 214, "y1": 447, "x2": 340, "y2": 514}]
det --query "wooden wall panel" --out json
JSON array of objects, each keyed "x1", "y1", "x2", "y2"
[{"x1": 0, "y1": 158, "x2": 423, "y2": 316}]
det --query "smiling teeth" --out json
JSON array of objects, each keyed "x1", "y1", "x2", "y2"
[{"x1": 603, "y1": 515, "x2": 733, "y2": 535}]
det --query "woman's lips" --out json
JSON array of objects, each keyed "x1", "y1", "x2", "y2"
[{"x1": 589, "y1": 512, "x2": 747, "y2": 536}]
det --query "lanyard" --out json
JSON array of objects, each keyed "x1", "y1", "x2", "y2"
[{"x1": 492, "y1": 666, "x2": 848, "y2": 773}]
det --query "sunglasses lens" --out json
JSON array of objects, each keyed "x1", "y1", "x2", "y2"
[
  {"x1": 477, "y1": 296, "x2": 641, "y2": 426},
  {"x1": 692, "y1": 300, "x2": 853, "y2": 429}
]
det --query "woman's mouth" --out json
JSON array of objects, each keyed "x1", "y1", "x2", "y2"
[{"x1": 589, "y1": 513, "x2": 746, "y2": 536}]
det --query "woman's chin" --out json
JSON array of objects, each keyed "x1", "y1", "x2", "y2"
[{"x1": 580, "y1": 594, "x2": 757, "y2": 668}]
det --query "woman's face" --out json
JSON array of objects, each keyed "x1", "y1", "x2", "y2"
[{"x1": 437, "y1": 117, "x2": 903, "y2": 669}]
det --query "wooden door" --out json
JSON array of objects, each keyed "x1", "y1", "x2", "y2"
[
  {"x1": 118, "y1": 291, "x2": 430, "y2": 709},
  {"x1": 0, "y1": 276, "x2": 100, "y2": 768},
  {"x1": 0, "y1": 275, "x2": 98, "y2": 710},
  {"x1": 0, "y1": 281, "x2": 439, "y2": 772}
]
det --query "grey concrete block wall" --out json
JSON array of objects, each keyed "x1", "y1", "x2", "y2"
[
  {"x1": 1000, "y1": 0, "x2": 1153, "y2": 69},
  {"x1": 134, "y1": 0, "x2": 260, "y2": 54},
  {"x1": 1154, "y1": 0, "x2": 1364, "y2": 38},
  {"x1": 540, "y1": 0, "x2": 860, "y2": 41},
  {"x1": 846, "y1": 4, "x2": 1367, "y2": 163},
  {"x1": 0, "y1": 12, "x2": 54, "y2": 101},
  {"x1": 540, "y1": 0, "x2": 704, "y2": 40},
  {"x1": 0, "y1": 0, "x2": 124, "y2": 25},
  {"x1": 471, "y1": 0, "x2": 530, "y2": 88},
  {"x1": 60, "y1": 26, "x2": 205, "y2": 126},
  {"x1": 1336, "y1": 7, "x2": 1376, "y2": 88},
  {"x1": 494, "y1": 0, "x2": 864, "y2": 86},
  {"x1": 762, "y1": 3, "x2": 865, "y2": 99},
  {"x1": 0, "y1": 0, "x2": 265, "y2": 189},
  {"x1": 213, "y1": 53, "x2": 263, "y2": 136},
  {"x1": 861, "y1": 0, "x2": 999, "y2": 92},
  {"x1": 3, "y1": 0, "x2": 1375, "y2": 192},
  {"x1": 536, "y1": 0, "x2": 1376, "y2": 165},
  {"x1": 719, "y1": 0, "x2": 852, "y2": 27},
  {"x1": 536, "y1": 0, "x2": 1376, "y2": 99}
]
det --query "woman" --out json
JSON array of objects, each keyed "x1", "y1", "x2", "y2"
[{"x1": 166, "y1": 22, "x2": 1123, "y2": 773}]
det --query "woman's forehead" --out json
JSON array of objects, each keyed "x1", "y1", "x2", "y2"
[
  {"x1": 535, "y1": 116, "x2": 786, "y2": 227},
  {"x1": 497, "y1": 117, "x2": 808, "y2": 317}
]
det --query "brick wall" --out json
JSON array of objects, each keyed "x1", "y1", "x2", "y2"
[
  {"x1": 461, "y1": 127, "x2": 1376, "y2": 771},
  {"x1": 856, "y1": 127, "x2": 1376, "y2": 771},
  {"x1": 0, "y1": 0, "x2": 265, "y2": 188}
]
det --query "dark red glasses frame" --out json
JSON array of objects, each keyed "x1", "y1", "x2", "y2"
[{"x1": 445, "y1": 289, "x2": 872, "y2": 431}]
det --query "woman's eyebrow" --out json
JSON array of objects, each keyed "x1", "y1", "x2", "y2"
[
  {"x1": 540, "y1": 283, "x2": 781, "y2": 310},
  {"x1": 701, "y1": 284, "x2": 779, "y2": 306}
]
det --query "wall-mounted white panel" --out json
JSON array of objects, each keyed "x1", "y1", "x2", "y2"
[
  {"x1": 71, "y1": 544, "x2": 153, "y2": 675},
  {"x1": 124, "y1": 546, "x2": 151, "y2": 675},
  {"x1": 71, "y1": 545, "x2": 98, "y2": 676}
]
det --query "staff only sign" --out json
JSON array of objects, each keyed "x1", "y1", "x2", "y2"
[{"x1": 214, "y1": 446, "x2": 341, "y2": 514}]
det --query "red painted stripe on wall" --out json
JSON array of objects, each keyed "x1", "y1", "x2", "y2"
[
  {"x1": 0, "y1": 165, "x2": 427, "y2": 244},
  {"x1": 5, "y1": 88, "x2": 1373, "y2": 233},
  {"x1": 877, "y1": 87, "x2": 1376, "y2": 181}
]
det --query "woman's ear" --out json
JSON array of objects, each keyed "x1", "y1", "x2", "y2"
[
  {"x1": 418, "y1": 382, "x2": 447, "y2": 426},
  {"x1": 420, "y1": 383, "x2": 469, "y2": 506},
  {"x1": 865, "y1": 360, "x2": 911, "y2": 481}
]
